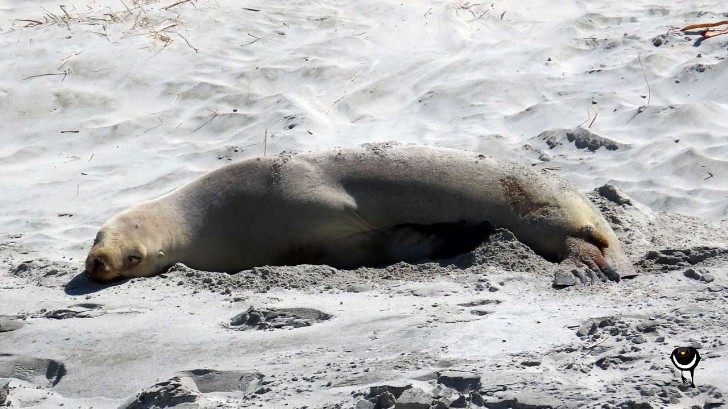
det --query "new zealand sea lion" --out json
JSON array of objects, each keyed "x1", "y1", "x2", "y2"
[{"x1": 85, "y1": 144, "x2": 634, "y2": 283}]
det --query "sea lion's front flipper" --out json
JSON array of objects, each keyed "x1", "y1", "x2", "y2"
[{"x1": 564, "y1": 236, "x2": 621, "y2": 283}]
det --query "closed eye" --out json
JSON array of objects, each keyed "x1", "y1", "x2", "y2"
[{"x1": 128, "y1": 255, "x2": 142, "y2": 264}]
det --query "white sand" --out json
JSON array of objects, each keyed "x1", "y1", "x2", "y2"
[{"x1": 1, "y1": 0, "x2": 727, "y2": 408}]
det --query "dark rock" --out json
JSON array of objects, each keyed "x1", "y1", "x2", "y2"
[
  {"x1": 377, "y1": 391, "x2": 396, "y2": 409},
  {"x1": 639, "y1": 385, "x2": 657, "y2": 396},
  {"x1": 538, "y1": 128, "x2": 623, "y2": 152},
  {"x1": 635, "y1": 320, "x2": 659, "y2": 333},
  {"x1": 553, "y1": 271, "x2": 577, "y2": 287},
  {"x1": 639, "y1": 247, "x2": 728, "y2": 271},
  {"x1": 705, "y1": 397, "x2": 725, "y2": 408},
  {"x1": 684, "y1": 268, "x2": 702, "y2": 280},
  {"x1": 457, "y1": 299, "x2": 501, "y2": 307},
  {"x1": 12, "y1": 263, "x2": 30, "y2": 275},
  {"x1": 595, "y1": 354, "x2": 640, "y2": 369},
  {"x1": 396, "y1": 387, "x2": 432, "y2": 409},
  {"x1": 0, "y1": 382, "x2": 8, "y2": 406},
  {"x1": 450, "y1": 394, "x2": 468, "y2": 408},
  {"x1": 652, "y1": 34, "x2": 667, "y2": 47},
  {"x1": 429, "y1": 400, "x2": 450, "y2": 409},
  {"x1": 597, "y1": 317, "x2": 617, "y2": 328},
  {"x1": 470, "y1": 392, "x2": 485, "y2": 406},
  {"x1": 521, "y1": 359, "x2": 541, "y2": 367},
  {"x1": 355, "y1": 400, "x2": 376, "y2": 409},
  {"x1": 121, "y1": 377, "x2": 208, "y2": 409},
  {"x1": 598, "y1": 185, "x2": 633, "y2": 206},
  {"x1": 432, "y1": 384, "x2": 458, "y2": 402},
  {"x1": 368, "y1": 384, "x2": 412, "y2": 400},
  {"x1": 577, "y1": 321, "x2": 598, "y2": 337},
  {"x1": 476, "y1": 396, "x2": 557, "y2": 408},
  {"x1": 437, "y1": 371, "x2": 482, "y2": 393},
  {"x1": 346, "y1": 283, "x2": 374, "y2": 293}
]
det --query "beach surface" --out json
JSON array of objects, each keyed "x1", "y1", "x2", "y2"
[{"x1": 1, "y1": 0, "x2": 727, "y2": 407}]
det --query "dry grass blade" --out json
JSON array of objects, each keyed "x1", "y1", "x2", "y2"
[
  {"x1": 681, "y1": 20, "x2": 728, "y2": 31},
  {"x1": 157, "y1": 20, "x2": 179, "y2": 31},
  {"x1": 680, "y1": 20, "x2": 728, "y2": 39},
  {"x1": 638, "y1": 53, "x2": 650, "y2": 105},
  {"x1": 242, "y1": 33, "x2": 260, "y2": 46},
  {"x1": 162, "y1": 0, "x2": 192, "y2": 11},
  {"x1": 263, "y1": 129, "x2": 268, "y2": 156},
  {"x1": 15, "y1": 19, "x2": 44, "y2": 27},
  {"x1": 177, "y1": 32, "x2": 199, "y2": 52},
  {"x1": 577, "y1": 105, "x2": 598, "y2": 129},
  {"x1": 703, "y1": 28, "x2": 728, "y2": 38},
  {"x1": 119, "y1": 0, "x2": 132, "y2": 13},
  {"x1": 23, "y1": 69, "x2": 72, "y2": 81},
  {"x1": 588, "y1": 107, "x2": 598, "y2": 129},
  {"x1": 193, "y1": 110, "x2": 219, "y2": 132},
  {"x1": 467, "y1": 9, "x2": 490, "y2": 22},
  {"x1": 58, "y1": 50, "x2": 83, "y2": 70}
]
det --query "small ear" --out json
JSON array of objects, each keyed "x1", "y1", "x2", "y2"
[{"x1": 158, "y1": 250, "x2": 165, "y2": 257}]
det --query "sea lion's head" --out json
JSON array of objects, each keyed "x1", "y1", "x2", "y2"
[{"x1": 85, "y1": 210, "x2": 169, "y2": 283}]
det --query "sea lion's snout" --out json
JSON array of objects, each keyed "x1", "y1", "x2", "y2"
[
  {"x1": 85, "y1": 247, "x2": 122, "y2": 283},
  {"x1": 90, "y1": 257, "x2": 107, "y2": 275}
]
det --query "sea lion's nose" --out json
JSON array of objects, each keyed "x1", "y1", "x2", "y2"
[
  {"x1": 85, "y1": 252, "x2": 109, "y2": 277},
  {"x1": 91, "y1": 257, "x2": 105, "y2": 274}
]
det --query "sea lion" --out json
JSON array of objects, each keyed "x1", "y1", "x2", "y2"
[{"x1": 85, "y1": 144, "x2": 634, "y2": 283}]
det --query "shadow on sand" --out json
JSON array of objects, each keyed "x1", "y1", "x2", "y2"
[{"x1": 64, "y1": 272, "x2": 127, "y2": 295}]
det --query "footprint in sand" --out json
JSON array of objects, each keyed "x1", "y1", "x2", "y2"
[
  {"x1": 0, "y1": 354, "x2": 66, "y2": 387},
  {"x1": 27, "y1": 303, "x2": 107, "y2": 320},
  {"x1": 121, "y1": 370, "x2": 265, "y2": 409},
  {"x1": 178, "y1": 369, "x2": 264, "y2": 393},
  {"x1": 0, "y1": 317, "x2": 25, "y2": 333},
  {"x1": 227, "y1": 306, "x2": 333, "y2": 331}
]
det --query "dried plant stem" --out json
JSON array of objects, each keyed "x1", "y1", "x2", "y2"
[
  {"x1": 23, "y1": 69, "x2": 71, "y2": 81},
  {"x1": 193, "y1": 110, "x2": 219, "y2": 132},
  {"x1": 263, "y1": 129, "x2": 268, "y2": 156},
  {"x1": 162, "y1": 0, "x2": 191, "y2": 11},
  {"x1": 588, "y1": 107, "x2": 598, "y2": 128},
  {"x1": 638, "y1": 53, "x2": 651, "y2": 105}
]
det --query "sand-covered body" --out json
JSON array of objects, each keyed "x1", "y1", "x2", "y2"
[{"x1": 85, "y1": 145, "x2": 632, "y2": 283}]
